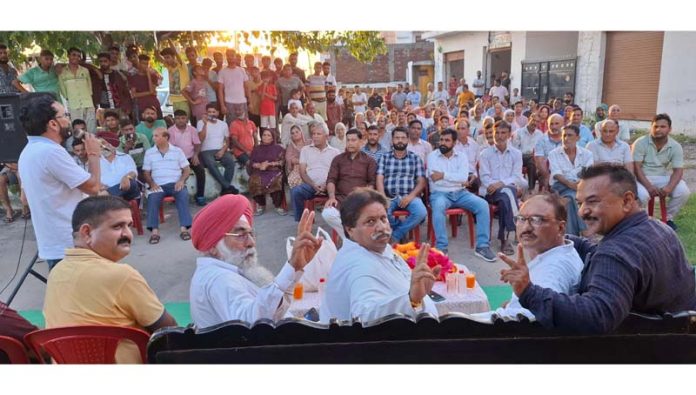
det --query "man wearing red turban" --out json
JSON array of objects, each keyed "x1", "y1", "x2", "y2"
[{"x1": 189, "y1": 195, "x2": 322, "y2": 328}]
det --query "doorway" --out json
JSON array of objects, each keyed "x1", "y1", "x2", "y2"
[{"x1": 488, "y1": 48, "x2": 511, "y2": 87}]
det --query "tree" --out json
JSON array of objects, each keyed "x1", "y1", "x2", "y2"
[{"x1": 0, "y1": 31, "x2": 387, "y2": 64}]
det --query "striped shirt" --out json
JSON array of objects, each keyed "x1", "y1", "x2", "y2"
[
  {"x1": 142, "y1": 144, "x2": 189, "y2": 185},
  {"x1": 377, "y1": 150, "x2": 425, "y2": 198}
]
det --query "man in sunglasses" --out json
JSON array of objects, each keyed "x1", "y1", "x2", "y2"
[{"x1": 189, "y1": 194, "x2": 323, "y2": 329}]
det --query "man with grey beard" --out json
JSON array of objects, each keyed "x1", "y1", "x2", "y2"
[{"x1": 189, "y1": 194, "x2": 323, "y2": 329}]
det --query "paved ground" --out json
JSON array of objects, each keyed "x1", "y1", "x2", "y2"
[{"x1": 0, "y1": 193, "x2": 510, "y2": 312}]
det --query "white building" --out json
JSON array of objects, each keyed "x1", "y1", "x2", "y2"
[{"x1": 423, "y1": 31, "x2": 696, "y2": 135}]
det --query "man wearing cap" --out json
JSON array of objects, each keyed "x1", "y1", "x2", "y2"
[{"x1": 189, "y1": 196, "x2": 322, "y2": 329}]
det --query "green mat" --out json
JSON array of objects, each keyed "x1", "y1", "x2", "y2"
[{"x1": 20, "y1": 287, "x2": 512, "y2": 328}]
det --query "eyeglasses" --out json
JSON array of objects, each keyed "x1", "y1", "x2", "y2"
[
  {"x1": 513, "y1": 215, "x2": 556, "y2": 227},
  {"x1": 225, "y1": 230, "x2": 255, "y2": 241}
]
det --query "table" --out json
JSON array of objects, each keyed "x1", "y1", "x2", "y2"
[{"x1": 288, "y1": 264, "x2": 490, "y2": 318}]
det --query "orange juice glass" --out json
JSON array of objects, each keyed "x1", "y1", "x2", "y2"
[
  {"x1": 293, "y1": 282, "x2": 304, "y2": 300},
  {"x1": 466, "y1": 273, "x2": 476, "y2": 289}
]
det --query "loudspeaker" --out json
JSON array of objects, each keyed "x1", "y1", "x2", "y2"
[{"x1": 0, "y1": 93, "x2": 28, "y2": 163}]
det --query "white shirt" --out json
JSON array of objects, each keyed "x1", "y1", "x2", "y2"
[
  {"x1": 218, "y1": 66, "x2": 248, "y2": 104},
  {"x1": 406, "y1": 139, "x2": 432, "y2": 165},
  {"x1": 489, "y1": 85, "x2": 508, "y2": 101},
  {"x1": 478, "y1": 145, "x2": 525, "y2": 189},
  {"x1": 100, "y1": 153, "x2": 137, "y2": 187},
  {"x1": 351, "y1": 92, "x2": 368, "y2": 113},
  {"x1": 18, "y1": 136, "x2": 90, "y2": 260},
  {"x1": 432, "y1": 90, "x2": 449, "y2": 104},
  {"x1": 472, "y1": 78, "x2": 485, "y2": 96},
  {"x1": 299, "y1": 143, "x2": 341, "y2": 186},
  {"x1": 548, "y1": 146, "x2": 594, "y2": 186},
  {"x1": 512, "y1": 126, "x2": 543, "y2": 155},
  {"x1": 469, "y1": 118, "x2": 483, "y2": 139},
  {"x1": 426, "y1": 149, "x2": 470, "y2": 193},
  {"x1": 586, "y1": 139, "x2": 632, "y2": 165},
  {"x1": 320, "y1": 239, "x2": 436, "y2": 323},
  {"x1": 324, "y1": 73, "x2": 337, "y2": 87},
  {"x1": 454, "y1": 138, "x2": 480, "y2": 171},
  {"x1": 500, "y1": 240, "x2": 582, "y2": 319},
  {"x1": 142, "y1": 144, "x2": 189, "y2": 185},
  {"x1": 197, "y1": 119, "x2": 228, "y2": 151},
  {"x1": 190, "y1": 257, "x2": 302, "y2": 329}
]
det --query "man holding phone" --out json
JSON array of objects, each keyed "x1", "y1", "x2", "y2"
[{"x1": 118, "y1": 118, "x2": 151, "y2": 182}]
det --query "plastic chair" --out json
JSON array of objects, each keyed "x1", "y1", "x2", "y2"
[
  {"x1": 24, "y1": 325, "x2": 150, "y2": 364},
  {"x1": 304, "y1": 196, "x2": 338, "y2": 243},
  {"x1": 647, "y1": 195, "x2": 668, "y2": 223},
  {"x1": 0, "y1": 336, "x2": 30, "y2": 364},
  {"x1": 129, "y1": 199, "x2": 144, "y2": 235},
  {"x1": 159, "y1": 196, "x2": 176, "y2": 224},
  {"x1": 392, "y1": 209, "x2": 421, "y2": 242}
]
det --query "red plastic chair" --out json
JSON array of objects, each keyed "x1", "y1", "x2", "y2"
[
  {"x1": 129, "y1": 199, "x2": 144, "y2": 235},
  {"x1": 24, "y1": 325, "x2": 150, "y2": 364},
  {"x1": 392, "y1": 209, "x2": 421, "y2": 242},
  {"x1": 647, "y1": 195, "x2": 668, "y2": 223},
  {"x1": 0, "y1": 336, "x2": 30, "y2": 364},
  {"x1": 304, "y1": 196, "x2": 339, "y2": 243},
  {"x1": 424, "y1": 184, "x2": 475, "y2": 249},
  {"x1": 159, "y1": 196, "x2": 176, "y2": 224}
]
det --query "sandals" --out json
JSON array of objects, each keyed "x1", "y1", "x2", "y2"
[
  {"x1": 149, "y1": 234, "x2": 161, "y2": 244},
  {"x1": 255, "y1": 206, "x2": 265, "y2": 216},
  {"x1": 180, "y1": 231, "x2": 191, "y2": 241},
  {"x1": 21, "y1": 211, "x2": 30, "y2": 220},
  {"x1": 4, "y1": 215, "x2": 14, "y2": 223}
]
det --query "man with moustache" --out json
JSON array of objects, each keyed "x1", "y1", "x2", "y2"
[
  {"x1": 44, "y1": 196, "x2": 177, "y2": 363},
  {"x1": 376, "y1": 127, "x2": 427, "y2": 244},
  {"x1": 488, "y1": 194, "x2": 582, "y2": 320},
  {"x1": 321, "y1": 188, "x2": 441, "y2": 323},
  {"x1": 500, "y1": 164, "x2": 696, "y2": 333},
  {"x1": 19, "y1": 95, "x2": 102, "y2": 270},
  {"x1": 534, "y1": 114, "x2": 564, "y2": 191},
  {"x1": 189, "y1": 195, "x2": 322, "y2": 328}
]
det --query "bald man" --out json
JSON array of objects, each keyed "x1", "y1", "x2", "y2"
[
  {"x1": 189, "y1": 196, "x2": 322, "y2": 329},
  {"x1": 534, "y1": 113, "x2": 564, "y2": 191}
]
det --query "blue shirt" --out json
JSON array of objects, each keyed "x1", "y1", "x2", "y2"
[
  {"x1": 577, "y1": 124, "x2": 594, "y2": 148},
  {"x1": 534, "y1": 134, "x2": 562, "y2": 158},
  {"x1": 361, "y1": 143, "x2": 388, "y2": 163},
  {"x1": 406, "y1": 91, "x2": 421, "y2": 106},
  {"x1": 377, "y1": 150, "x2": 425, "y2": 198},
  {"x1": 519, "y1": 212, "x2": 696, "y2": 334}
]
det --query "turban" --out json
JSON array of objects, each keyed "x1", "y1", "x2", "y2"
[{"x1": 191, "y1": 194, "x2": 253, "y2": 252}]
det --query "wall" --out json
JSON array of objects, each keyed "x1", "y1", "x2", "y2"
[
  {"x1": 433, "y1": 32, "x2": 488, "y2": 85},
  {"x1": 509, "y1": 31, "x2": 527, "y2": 95},
  {"x1": 334, "y1": 41, "x2": 433, "y2": 85},
  {"x1": 524, "y1": 32, "x2": 579, "y2": 61},
  {"x1": 657, "y1": 31, "x2": 696, "y2": 135},
  {"x1": 575, "y1": 31, "x2": 606, "y2": 114}
]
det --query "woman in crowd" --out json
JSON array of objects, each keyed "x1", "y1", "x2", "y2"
[
  {"x1": 329, "y1": 122, "x2": 347, "y2": 151},
  {"x1": 285, "y1": 125, "x2": 307, "y2": 191},
  {"x1": 248, "y1": 128, "x2": 286, "y2": 216}
]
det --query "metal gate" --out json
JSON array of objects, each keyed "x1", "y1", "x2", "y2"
[{"x1": 521, "y1": 58, "x2": 576, "y2": 103}]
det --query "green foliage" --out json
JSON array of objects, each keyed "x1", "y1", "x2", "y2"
[
  {"x1": 674, "y1": 194, "x2": 696, "y2": 265},
  {"x1": 0, "y1": 31, "x2": 387, "y2": 64}
]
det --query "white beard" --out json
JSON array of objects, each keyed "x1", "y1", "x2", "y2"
[{"x1": 216, "y1": 241, "x2": 274, "y2": 288}]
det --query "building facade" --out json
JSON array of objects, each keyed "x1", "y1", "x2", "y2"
[{"x1": 423, "y1": 31, "x2": 696, "y2": 135}]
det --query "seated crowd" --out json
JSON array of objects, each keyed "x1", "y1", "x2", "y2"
[{"x1": 2, "y1": 42, "x2": 695, "y2": 362}]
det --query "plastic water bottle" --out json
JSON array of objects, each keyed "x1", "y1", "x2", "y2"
[{"x1": 456, "y1": 270, "x2": 467, "y2": 294}]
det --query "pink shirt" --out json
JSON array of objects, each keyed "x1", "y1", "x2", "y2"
[{"x1": 168, "y1": 125, "x2": 201, "y2": 159}]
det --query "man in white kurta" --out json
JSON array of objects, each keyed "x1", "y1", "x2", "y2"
[
  {"x1": 493, "y1": 194, "x2": 582, "y2": 320},
  {"x1": 321, "y1": 188, "x2": 441, "y2": 323},
  {"x1": 189, "y1": 194, "x2": 322, "y2": 329}
]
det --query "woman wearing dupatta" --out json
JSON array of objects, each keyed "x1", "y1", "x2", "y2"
[{"x1": 248, "y1": 128, "x2": 287, "y2": 215}]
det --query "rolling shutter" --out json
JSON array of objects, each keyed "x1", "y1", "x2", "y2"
[{"x1": 602, "y1": 32, "x2": 664, "y2": 121}]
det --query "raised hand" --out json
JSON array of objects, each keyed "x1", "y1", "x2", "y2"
[
  {"x1": 409, "y1": 243, "x2": 441, "y2": 305},
  {"x1": 498, "y1": 244, "x2": 530, "y2": 296},
  {"x1": 289, "y1": 209, "x2": 323, "y2": 271}
]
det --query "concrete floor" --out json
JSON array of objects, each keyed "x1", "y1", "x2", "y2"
[{"x1": 0, "y1": 196, "x2": 511, "y2": 312}]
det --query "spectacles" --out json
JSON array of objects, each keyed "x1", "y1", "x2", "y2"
[
  {"x1": 225, "y1": 230, "x2": 255, "y2": 241},
  {"x1": 513, "y1": 215, "x2": 556, "y2": 227}
]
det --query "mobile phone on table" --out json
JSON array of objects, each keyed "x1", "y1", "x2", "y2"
[
  {"x1": 428, "y1": 291, "x2": 446, "y2": 302},
  {"x1": 303, "y1": 307, "x2": 320, "y2": 322}
]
